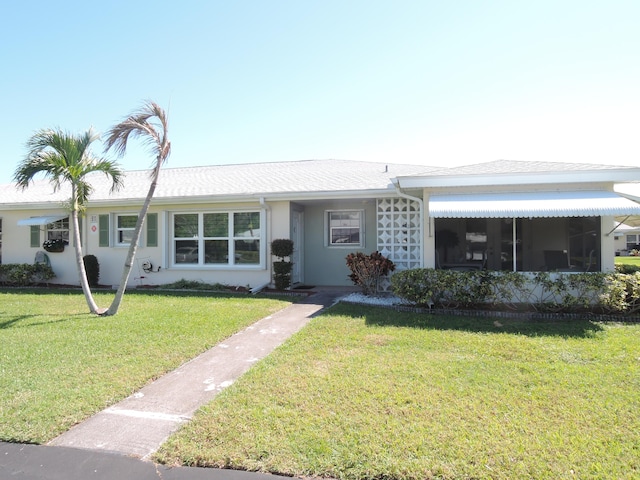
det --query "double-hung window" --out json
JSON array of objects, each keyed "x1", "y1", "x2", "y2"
[
  {"x1": 327, "y1": 210, "x2": 364, "y2": 247},
  {"x1": 46, "y1": 217, "x2": 69, "y2": 243},
  {"x1": 116, "y1": 214, "x2": 138, "y2": 246},
  {"x1": 173, "y1": 211, "x2": 262, "y2": 266}
]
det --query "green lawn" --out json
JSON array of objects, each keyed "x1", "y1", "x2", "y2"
[
  {"x1": 615, "y1": 255, "x2": 640, "y2": 266},
  {"x1": 0, "y1": 289, "x2": 289, "y2": 443},
  {"x1": 156, "y1": 303, "x2": 640, "y2": 480}
]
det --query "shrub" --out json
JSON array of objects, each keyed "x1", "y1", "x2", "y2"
[
  {"x1": 161, "y1": 279, "x2": 231, "y2": 291},
  {"x1": 271, "y1": 239, "x2": 294, "y2": 290},
  {"x1": 83, "y1": 255, "x2": 100, "y2": 287},
  {"x1": 0, "y1": 263, "x2": 55, "y2": 286},
  {"x1": 271, "y1": 239, "x2": 294, "y2": 260},
  {"x1": 391, "y1": 268, "x2": 640, "y2": 316},
  {"x1": 273, "y1": 261, "x2": 294, "y2": 290},
  {"x1": 346, "y1": 251, "x2": 395, "y2": 295},
  {"x1": 616, "y1": 263, "x2": 640, "y2": 274},
  {"x1": 390, "y1": 268, "x2": 489, "y2": 307}
]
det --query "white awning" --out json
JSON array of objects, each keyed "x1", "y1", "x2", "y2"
[
  {"x1": 429, "y1": 191, "x2": 640, "y2": 218},
  {"x1": 17, "y1": 215, "x2": 67, "y2": 226}
]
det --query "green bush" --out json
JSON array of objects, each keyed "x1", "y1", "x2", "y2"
[
  {"x1": 0, "y1": 263, "x2": 55, "y2": 286},
  {"x1": 391, "y1": 268, "x2": 640, "y2": 316},
  {"x1": 161, "y1": 279, "x2": 231, "y2": 291},
  {"x1": 83, "y1": 255, "x2": 100, "y2": 287},
  {"x1": 271, "y1": 239, "x2": 294, "y2": 290},
  {"x1": 346, "y1": 251, "x2": 395, "y2": 295},
  {"x1": 616, "y1": 263, "x2": 640, "y2": 274},
  {"x1": 273, "y1": 261, "x2": 294, "y2": 290},
  {"x1": 390, "y1": 268, "x2": 489, "y2": 307},
  {"x1": 271, "y1": 239, "x2": 294, "y2": 259}
]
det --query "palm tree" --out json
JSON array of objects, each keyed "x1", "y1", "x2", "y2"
[
  {"x1": 14, "y1": 128, "x2": 123, "y2": 314},
  {"x1": 103, "y1": 100, "x2": 171, "y2": 316}
]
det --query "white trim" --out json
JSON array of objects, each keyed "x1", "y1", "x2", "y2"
[
  {"x1": 397, "y1": 168, "x2": 640, "y2": 189},
  {"x1": 114, "y1": 213, "x2": 139, "y2": 247},
  {"x1": 169, "y1": 209, "x2": 265, "y2": 268},
  {"x1": 325, "y1": 209, "x2": 365, "y2": 248}
]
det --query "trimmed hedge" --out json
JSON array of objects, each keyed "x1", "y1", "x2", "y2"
[
  {"x1": 0, "y1": 263, "x2": 56, "y2": 287},
  {"x1": 391, "y1": 268, "x2": 640, "y2": 315}
]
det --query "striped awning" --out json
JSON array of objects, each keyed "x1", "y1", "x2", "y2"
[{"x1": 429, "y1": 191, "x2": 640, "y2": 218}]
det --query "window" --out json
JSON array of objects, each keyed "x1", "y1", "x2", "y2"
[
  {"x1": 46, "y1": 217, "x2": 69, "y2": 243},
  {"x1": 116, "y1": 214, "x2": 138, "y2": 245},
  {"x1": 327, "y1": 210, "x2": 363, "y2": 247},
  {"x1": 626, "y1": 234, "x2": 638, "y2": 251},
  {"x1": 172, "y1": 211, "x2": 262, "y2": 266}
]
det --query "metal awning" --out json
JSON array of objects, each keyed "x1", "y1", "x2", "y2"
[
  {"x1": 17, "y1": 215, "x2": 67, "y2": 226},
  {"x1": 429, "y1": 191, "x2": 640, "y2": 218}
]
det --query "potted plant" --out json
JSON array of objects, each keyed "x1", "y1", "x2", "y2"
[
  {"x1": 42, "y1": 239, "x2": 66, "y2": 253},
  {"x1": 271, "y1": 239, "x2": 294, "y2": 290}
]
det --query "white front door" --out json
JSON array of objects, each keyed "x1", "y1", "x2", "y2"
[{"x1": 291, "y1": 210, "x2": 304, "y2": 284}]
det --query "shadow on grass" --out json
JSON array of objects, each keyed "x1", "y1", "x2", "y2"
[
  {"x1": 0, "y1": 287, "x2": 296, "y2": 302},
  {"x1": 0, "y1": 313, "x2": 88, "y2": 330},
  {"x1": 331, "y1": 302, "x2": 604, "y2": 339},
  {"x1": 0, "y1": 314, "x2": 37, "y2": 329}
]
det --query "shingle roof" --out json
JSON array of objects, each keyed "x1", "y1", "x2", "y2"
[
  {"x1": 2, "y1": 158, "x2": 636, "y2": 207},
  {"x1": 0, "y1": 159, "x2": 438, "y2": 206}
]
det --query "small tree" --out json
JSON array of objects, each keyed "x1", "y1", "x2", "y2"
[
  {"x1": 102, "y1": 100, "x2": 170, "y2": 316},
  {"x1": 271, "y1": 239, "x2": 294, "y2": 290},
  {"x1": 346, "y1": 251, "x2": 395, "y2": 295},
  {"x1": 14, "y1": 128, "x2": 123, "y2": 314}
]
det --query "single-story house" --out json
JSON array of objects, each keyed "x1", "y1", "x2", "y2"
[
  {"x1": 611, "y1": 184, "x2": 640, "y2": 256},
  {"x1": 1, "y1": 159, "x2": 640, "y2": 289},
  {"x1": 611, "y1": 223, "x2": 640, "y2": 256}
]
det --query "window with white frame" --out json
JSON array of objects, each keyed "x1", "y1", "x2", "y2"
[
  {"x1": 327, "y1": 210, "x2": 364, "y2": 247},
  {"x1": 46, "y1": 217, "x2": 69, "y2": 243},
  {"x1": 116, "y1": 214, "x2": 138, "y2": 245},
  {"x1": 172, "y1": 211, "x2": 262, "y2": 266},
  {"x1": 627, "y1": 234, "x2": 639, "y2": 251}
]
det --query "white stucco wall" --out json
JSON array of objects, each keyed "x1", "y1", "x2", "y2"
[{"x1": 2, "y1": 200, "x2": 295, "y2": 290}]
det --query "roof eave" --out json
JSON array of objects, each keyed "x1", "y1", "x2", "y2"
[
  {"x1": 396, "y1": 168, "x2": 640, "y2": 189},
  {"x1": 21, "y1": 188, "x2": 402, "y2": 209}
]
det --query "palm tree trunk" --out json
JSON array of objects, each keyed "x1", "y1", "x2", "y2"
[
  {"x1": 104, "y1": 161, "x2": 162, "y2": 316},
  {"x1": 71, "y1": 203, "x2": 104, "y2": 314}
]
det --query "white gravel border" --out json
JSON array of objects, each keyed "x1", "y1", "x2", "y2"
[{"x1": 339, "y1": 292, "x2": 413, "y2": 307}]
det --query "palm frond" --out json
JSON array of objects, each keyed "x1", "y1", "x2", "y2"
[
  {"x1": 15, "y1": 127, "x2": 124, "y2": 203},
  {"x1": 104, "y1": 100, "x2": 171, "y2": 168}
]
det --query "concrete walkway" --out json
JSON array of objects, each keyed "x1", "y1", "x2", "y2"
[
  {"x1": 49, "y1": 288, "x2": 348, "y2": 459},
  {"x1": 1, "y1": 288, "x2": 352, "y2": 479}
]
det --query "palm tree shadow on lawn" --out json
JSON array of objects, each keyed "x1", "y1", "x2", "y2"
[
  {"x1": 330, "y1": 303, "x2": 605, "y2": 339},
  {"x1": 0, "y1": 313, "x2": 86, "y2": 330}
]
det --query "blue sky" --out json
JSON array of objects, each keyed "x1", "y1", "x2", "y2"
[{"x1": 1, "y1": 1, "x2": 639, "y2": 184}]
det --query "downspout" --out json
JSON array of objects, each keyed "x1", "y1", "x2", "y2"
[
  {"x1": 392, "y1": 179, "x2": 424, "y2": 267},
  {"x1": 252, "y1": 197, "x2": 272, "y2": 294}
]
